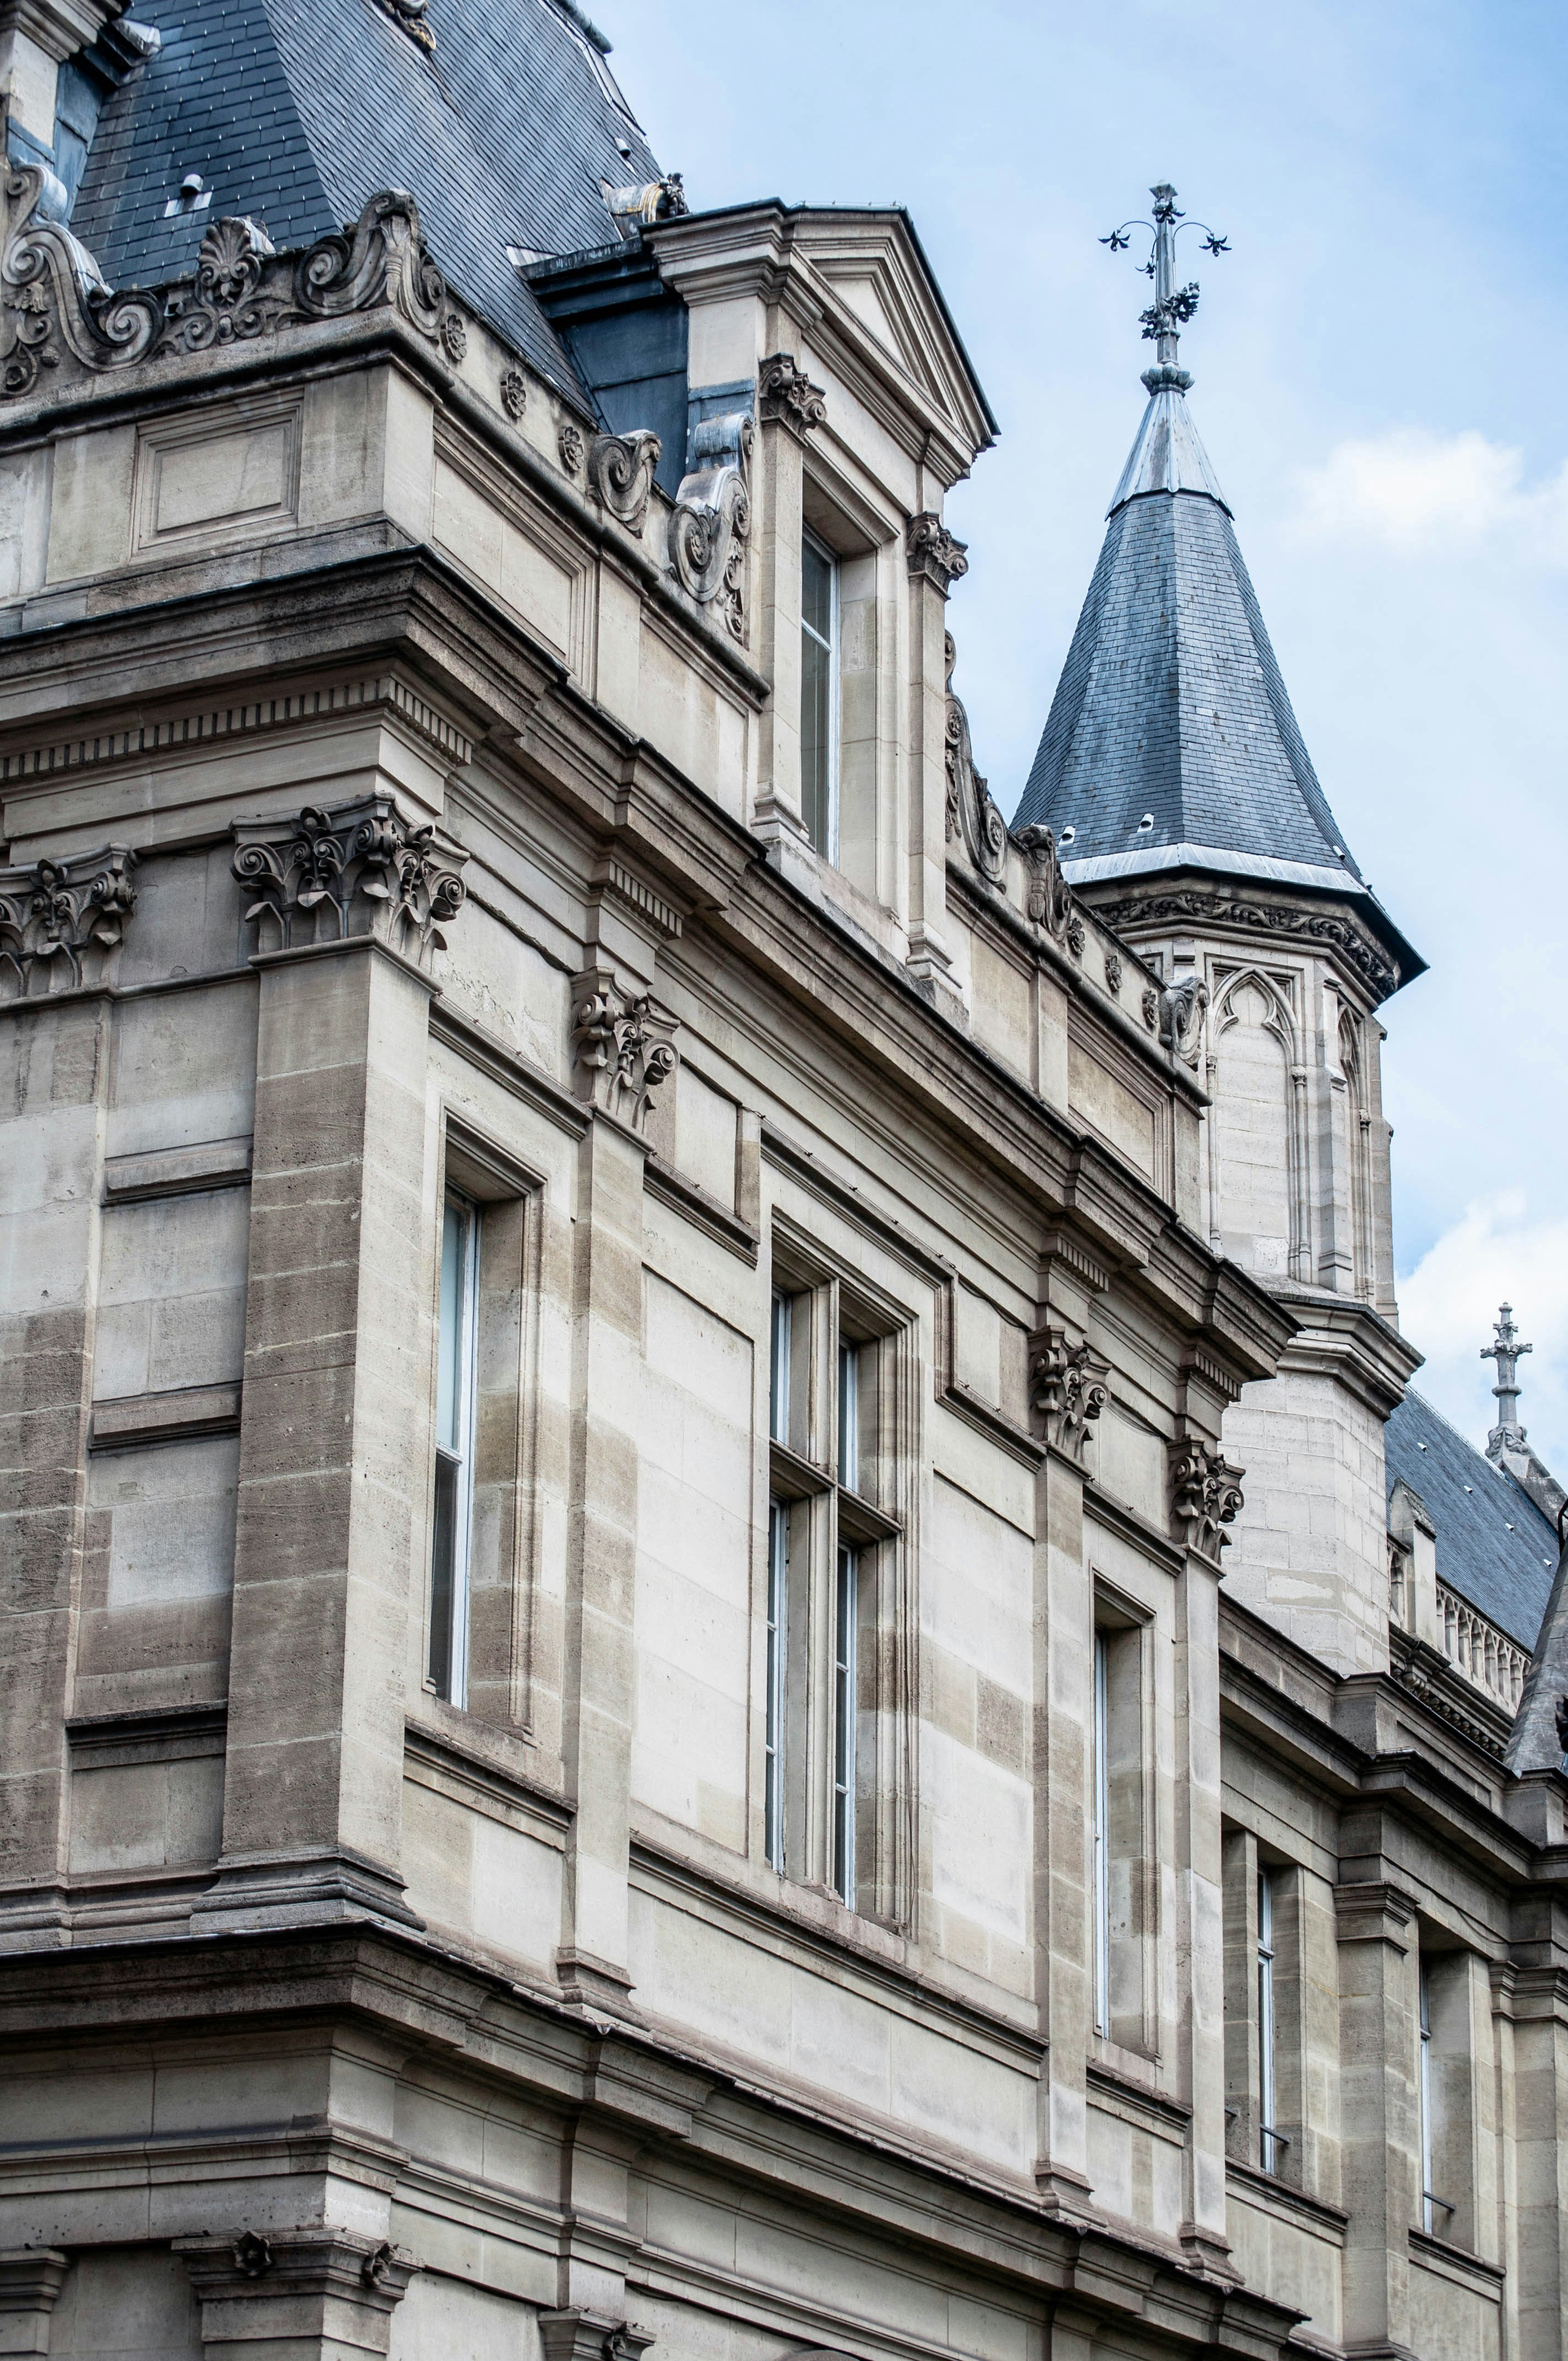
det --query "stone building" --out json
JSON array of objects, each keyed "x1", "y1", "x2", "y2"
[{"x1": 0, "y1": 5, "x2": 1564, "y2": 2360}]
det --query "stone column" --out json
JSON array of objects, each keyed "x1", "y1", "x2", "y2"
[
  {"x1": 1030, "y1": 1234, "x2": 1109, "y2": 2222},
  {"x1": 904, "y1": 514, "x2": 967, "y2": 1015},
  {"x1": 175, "y1": 2229, "x2": 415, "y2": 2360},
  {"x1": 0, "y1": 845, "x2": 137, "y2": 1941},
  {"x1": 199, "y1": 799, "x2": 465, "y2": 1930},
  {"x1": 1333, "y1": 1876, "x2": 1419, "y2": 2353},
  {"x1": 750, "y1": 352, "x2": 826, "y2": 858}
]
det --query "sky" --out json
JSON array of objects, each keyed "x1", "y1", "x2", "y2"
[{"x1": 601, "y1": 0, "x2": 1568, "y2": 1472}]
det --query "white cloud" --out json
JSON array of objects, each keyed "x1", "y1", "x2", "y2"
[
  {"x1": 1291, "y1": 427, "x2": 1568, "y2": 558},
  {"x1": 1398, "y1": 1193, "x2": 1568, "y2": 1470}
]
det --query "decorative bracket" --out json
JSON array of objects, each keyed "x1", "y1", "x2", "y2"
[
  {"x1": 906, "y1": 511, "x2": 968, "y2": 596},
  {"x1": 540, "y1": 2309, "x2": 656, "y2": 2361},
  {"x1": 669, "y1": 410, "x2": 753, "y2": 641},
  {"x1": 757, "y1": 350, "x2": 826, "y2": 440},
  {"x1": 944, "y1": 633, "x2": 1007, "y2": 885},
  {"x1": 0, "y1": 844, "x2": 137, "y2": 998},
  {"x1": 1016, "y1": 822, "x2": 1074, "y2": 948},
  {"x1": 175, "y1": 2229, "x2": 417, "y2": 2355},
  {"x1": 1028, "y1": 1325, "x2": 1110, "y2": 1463},
  {"x1": 587, "y1": 429, "x2": 661, "y2": 534},
  {"x1": 570, "y1": 967, "x2": 679, "y2": 1133},
  {"x1": 1159, "y1": 975, "x2": 1208, "y2": 1065},
  {"x1": 231, "y1": 795, "x2": 467, "y2": 969},
  {"x1": 1169, "y1": 1437, "x2": 1245, "y2": 1563}
]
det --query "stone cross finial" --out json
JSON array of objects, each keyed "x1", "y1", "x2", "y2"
[
  {"x1": 1100, "y1": 181, "x2": 1230, "y2": 394},
  {"x1": 1482, "y1": 1302, "x2": 1533, "y2": 1455}
]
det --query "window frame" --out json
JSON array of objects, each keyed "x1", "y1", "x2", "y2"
[
  {"x1": 1257, "y1": 1865, "x2": 1282, "y2": 2174},
  {"x1": 799, "y1": 525, "x2": 840, "y2": 864},
  {"x1": 429, "y1": 1186, "x2": 482, "y2": 1708}
]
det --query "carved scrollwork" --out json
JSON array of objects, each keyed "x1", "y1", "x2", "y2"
[
  {"x1": 295, "y1": 189, "x2": 453, "y2": 347},
  {"x1": 757, "y1": 351, "x2": 826, "y2": 440},
  {"x1": 159, "y1": 216, "x2": 282, "y2": 353},
  {"x1": 570, "y1": 971, "x2": 678, "y2": 1133},
  {"x1": 0, "y1": 165, "x2": 162, "y2": 397},
  {"x1": 1158, "y1": 975, "x2": 1208, "y2": 1065},
  {"x1": 500, "y1": 366, "x2": 527, "y2": 420},
  {"x1": 1016, "y1": 822, "x2": 1074, "y2": 946},
  {"x1": 586, "y1": 429, "x2": 661, "y2": 534},
  {"x1": 1097, "y1": 884, "x2": 1400, "y2": 1001},
  {"x1": 1028, "y1": 1326, "x2": 1110, "y2": 1464},
  {"x1": 231, "y1": 795, "x2": 466, "y2": 969},
  {"x1": 943, "y1": 634, "x2": 1007, "y2": 885},
  {"x1": 559, "y1": 421, "x2": 586, "y2": 474},
  {"x1": 0, "y1": 845, "x2": 137, "y2": 997},
  {"x1": 669, "y1": 411, "x2": 753, "y2": 641},
  {"x1": 1170, "y1": 1438, "x2": 1245, "y2": 1563},
  {"x1": 906, "y1": 511, "x2": 968, "y2": 596},
  {"x1": 1104, "y1": 950, "x2": 1123, "y2": 995}
]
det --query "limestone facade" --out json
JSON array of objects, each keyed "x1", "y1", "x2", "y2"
[{"x1": 0, "y1": 48, "x2": 1564, "y2": 2361}]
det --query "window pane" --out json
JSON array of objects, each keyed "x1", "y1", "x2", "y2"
[
  {"x1": 1092, "y1": 1629, "x2": 1109, "y2": 2036},
  {"x1": 832, "y1": 1544, "x2": 857, "y2": 1906},
  {"x1": 770, "y1": 1291, "x2": 791, "y2": 1445},
  {"x1": 437, "y1": 1196, "x2": 469, "y2": 1454},
  {"x1": 431, "y1": 1189, "x2": 478, "y2": 1708},
  {"x1": 428, "y1": 1452, "x2": 458, "y2": 1698},
  {"x1": 766, "y1": 1501, "x2": 787, "y2": 1870},
  {"x1": 802, "y1": 535, "x2": 833, "y2": 643},
  {"x1": 837, "y1": 1336, "x2": 858, "y2": 1492},
  {"x1": 801, "y1": 622, "x2": 832, "y2": 856}
]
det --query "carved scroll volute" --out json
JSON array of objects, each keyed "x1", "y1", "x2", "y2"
[
  {"x1": 231, "y1": 796, "x2": 466, "y2": 970},
  {"x1": 906, "y1": 512, "x2": 968, "y2": 597},
  {"x1": 586, "y1": 430, "x2": 661, "y2": 534},
  {"x1": 0, "y1": 845, "x2": 138, "y2": 997},
  {"x1": 943, "y1": 634, "x2": 1007, "y2": 886},
  {"x1": 1028, "y1": 1324, "x2": 1110, "y2": 1465},
  {"x1": 1016, "y1": 822, "x2": 1074, "y2": 948},
  {"x1": 1169, "y1": 1437, "x2": 1245, "y2": 1564},
  {"x1": 0, "y1": 165, "x2": 163, "y2": 398},
  {"x1": 668, "y1": 411, "x2": 754, "y2": 643},
  {"x1": 294, "y1": 188, "x2": 455, "y2": 348},
  {"x1": 569, "y1": 969, "x2": 679, "y2": 1134},
  {"x1": 1159, "y1": 975, "x2": 1209, "y2": 1066},
  {"x1": 757, "y1": 351, "x2": 826, "y2": 441}
]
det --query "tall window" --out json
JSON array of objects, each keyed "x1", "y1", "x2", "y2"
[
  {"x1": 1092, "y1": 1613, "x2": 1148, "y2": 2050},
  {"x1": 429, "y1": 1190, "x2": 480, "y2": 1705},
  {"x1": 1257, "y1": 1868, "x2": 1282, "y2": 2173},
  {"x1": 1418, "y1": 1957, "x2": 1435, "y2": 2232},
  {"x1": 801, "y1": 530, "x2": 838, "y2": 860},
  {"x1": 832, "y1": 1543, "x2": 857, "y2": 1906},
  {"x1": 766, "y1": 1290, "x2": 792, "y2": 1870},
  {"x1": 1092, "y1": 1630, "x2": 1110, "y2": 2037}
]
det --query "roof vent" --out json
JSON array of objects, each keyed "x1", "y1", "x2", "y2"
[
  {"x1": 164, "y1": 171, "x2": 213, "y2": 217},
  {"x1": 1060, "y1": 825, "x2": 1075, "y2": 844},
  {"x1": 1136, "y1": 813, "x2": 1153, "y2": 832}
]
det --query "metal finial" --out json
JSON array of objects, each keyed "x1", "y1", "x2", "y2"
[
  {"x1": 1482, "y1": 1302, "x2": 1533, "y2": 1454},
  {"x1": 1099, "y1": 181, "x2": 1231, "y2": 394}
]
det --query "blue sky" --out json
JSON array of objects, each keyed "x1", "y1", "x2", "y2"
[{"x1": 605, "y1": 0, "x2": 1568, "y2": 1470}]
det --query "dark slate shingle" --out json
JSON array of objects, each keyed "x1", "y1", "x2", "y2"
[{"x1": 1386, "y1": 1388, "x2": 1559, "y2": 1651}]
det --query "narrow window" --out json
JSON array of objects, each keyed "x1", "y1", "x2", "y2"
[
  {"x1": 1092, "y1": 1628, "x2": 1110, "y2": 2038},
  {"x1": 1257, "y1": 1868, "x2": 1281, "y2": 2173},
  {"x1": 801, "y1": 530, "x2": 838, "y2": 861},
  {"x1": 1418, "y1": 1957, "x2": 1436, "y2": 2233},
  {"x1": 837, "y1": 1334, "x2": 858, "y2": 1492},
  {"x1": 765, "y1": 1500, "x2": 787, "y2": 1870},
  {"x1": 832, "y1": 1542, "x2": 857, "y2": 1907},
  {"x1": 429, "y1": 1190, "x2": 481, "y2": 1705},
  {"x1": 770, "y1": 1288, "x2": 792, "y2": 1445}
]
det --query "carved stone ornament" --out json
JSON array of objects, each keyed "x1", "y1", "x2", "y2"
[
  {"x1": 0, "y1": 164, "x2": 162, "y2": 395},
  {"x1": 371, "y1": 0, "x2": 434, "y2": 47},
  {"x1": 1097, "y1": 884, "x2": 1400, "y2": 1002},
  {"x1": 757, "y1": 350, "x2": 826, "y2": 439},
  {"x1": 944, "y1": 633, "x2": 1007, "y2": 885},
  {"x1": 538, "y1": 2308, "x2": 656, "y2": 2361},
  {"x1": 559, "y1": 420, "x2": 586, "y2": 474},
  {"x1": 669, "y1": 410, "x2": 753, "y2": 643},
  {"x1": 906, "y1": 510, "x2": 968, "y2": 596},
  {"x1": 175, "y1": 2228, "x2": 417, "y2": 2349},
  {"x1": 1170, "y1": 1438, "x2": 1245, "y2": 1563},
  {"x1": 1066, "y1": 913, "x2": 1086, "y2": 959},
  {"x1": 570, "y1": 973, "x2": 679, "y2": 1132},
  {"x1": 1029, "y1": 1326, "x2": 1110, "y2": 1464},
  {"x1": 1104, "y1": 950, "x2": 1123, "y2": 995},
  {"x1": 1141, "y1": 983, "x2": 1159, "y2": 1030},
  {"x1": 1158, "y1": 975, "x2": 1208, "y2": 1065},
  {"x1": 500, "y1": 365, "x2": 527, "y2": 420},
  {"x1": 1, "y1": 177, "x2": 466, "y2": 398},
  {"x1": 0, "y1": 845, "x2": 137, "y2": 997},
  {"x1": 1016, "y1": 823, "x2": 1074, "y2": 946},
  {"x1": 231, "y1": 795, "x2": 467, "y2": 969},
  {"x1": 586, "y1": 428, "x2": 661, "y2": 534}
]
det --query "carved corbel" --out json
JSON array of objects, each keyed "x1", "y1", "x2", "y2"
[
  {"x1": 231, "y1": 796, "x2": 466, "y2": 969},
  {"x1": 0, "y1": 845, "x2": 137, "y2": 998},
  {"x1": 1159, "y1": 975, "x2": 1208, "y2": 1065},
  {"x1": 1169, "y1": 1438, "x2": 1245, "y2": 1563},
  {"x1": 175, "y1": 2229, "x2": 417, "y2": 2355},
  {"x1": 1028, "y1": 1325, "x2": 1109, "y2": 1464},
  {"x1": 586, "y1": 429, "x2": 661, "y2": 533},
  {"x1": 906, "y1": 510, "x2": 968, "y2": 596},
  {"x1": 756, "y1": 351, "x2": 826, "y2": 440},
  {"x1": 0, "y1": 2248, "x2": 68, "y2": 2348},
  {"x1": 540, "y1": 2309, "x2": 656, "y2": 2361},
  {"x1": 668, "y1": 411, "x2": 753, "y2": 641},
  {"x1": 1016, "y1": 822, "x2": 1074, "y2": 947},
  {"x1": 570, "y1": 969, "x2": 678, "y2": 1133},
  {"x1": 0, "y1": 164, "x2": 162, "y2": 396},
  {"x1": 943, "y1": 634, "x2": 1008, "y2": 885}
]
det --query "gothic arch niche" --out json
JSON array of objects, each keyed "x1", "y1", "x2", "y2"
[
  {"x1": 1206, "y1": 967, "x2": 1305, "y2": 1282},
  {"x1": 1338, "y1": 1007, "x2": 1374, "y2": 1301}
]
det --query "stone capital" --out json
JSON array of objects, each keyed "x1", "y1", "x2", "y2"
[
  {"x1": 0, "y1": 2249, "x2": 69, "y2": 2355},
  {"x1": 756, "y1": 350, "x2": 826, "y2": 440},
  {"x1": 231, "y1": 795, "x2": 466, "y2": 971},
  {"x1": 0, "y1": 844, "x2": 137, "y2": 1000},
  {"x1": 174, "y1": 2229, "x2": 417, "y2": 2355},
  {"x1": 539, "y1": 2308, "x2": 656, "y2": 2361},
  {"x1": 906, "y1": 510, "x2": 968, "y2": 596},
  {"x1": 570, "y1": 966, "x2": 679, "y2": 1135},
  {"x1": 1169, "y1": 1434, "x2": 1244, "y2": 1564}
]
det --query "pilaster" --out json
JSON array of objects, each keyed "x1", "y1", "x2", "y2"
[
  {"x1": 1333, "y1": 1878, "x2": 1419, "y2": 2357},
  {"x1": 904, "y1": 514, "x2": 966, "y2": 1016},
  {"x1": 174, "y1": 2229, "x2": 416, "y2": 2359},
  {"x1": 0, "y1": 2249, "x2": 68, "y2": 2354}
]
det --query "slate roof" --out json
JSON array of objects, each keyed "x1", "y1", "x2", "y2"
[
  {"x1": 66, "y1": 0, "x2": 667, "y2": 396},
  {"x1": 1386, "y1": 1388, "x2": 1559, "y2": 1651}
]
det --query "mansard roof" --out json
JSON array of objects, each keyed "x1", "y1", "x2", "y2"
[
  {"x1": 62, "y1": 0, "x2": 667, "y2": 396},
  {"x1": 1012, "y1": 382, "x2": 1423, "y2": 989},
  {"x1": 1386, "y1": 1388, "x2": 1559, "y2": 1651}
]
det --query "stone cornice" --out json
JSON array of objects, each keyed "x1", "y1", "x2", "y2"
[{"x1": 1264, "y1": 1285, "x2": 1423, "y2": 1420}]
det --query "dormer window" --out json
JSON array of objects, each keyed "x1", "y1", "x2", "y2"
[{"x1": 801, "y1": 528, "x2": 839, "y2": 860}]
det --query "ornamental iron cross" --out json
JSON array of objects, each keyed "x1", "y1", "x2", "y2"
[
  {"x1": 1482, "y1": 1302, "x2": 1532, "y2": 1440},
  {"x1": 1101, "y1": 182, "x2": 1230, "y2": 394}
]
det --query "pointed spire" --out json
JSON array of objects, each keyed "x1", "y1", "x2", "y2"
[{"x1": 1483, "y1": 1303, "x2": 1533, "y2": 1457}]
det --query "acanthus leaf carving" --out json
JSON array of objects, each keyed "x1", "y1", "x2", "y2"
[
  {"x1": 1158, "y1": 975, "x2": 1208, "y2": 1065},
  {"x1": 570, "y1": 970, "x2": 678, "y2": 1133},
  {"x1": 159, "y1": 216, "x2": 282, "y2": 354},
  {"x1": 231, "y1": 795, "x2": 466, "y2": 969},
  {"x1": 943, "y1": 634, "x2": 1006, "y2": 885},
  {"x1": 295, "y1": 189, "x2": 454, "y2": 347},
  {"x1": 669, "y1": 411, "x2": 753, "y2": 643},
  {"x1": 1028, "y1": 1326, "x2": 1110, "y2": 1463},
  {"x1": 586, "y1": 428, "x2": 661, "y2": 534},
  {"x1": 0, "y1": 844, "x2": 138, "y2": 997},
  {"x1": 906, "y1": 510, "x2": 968, "y2": 596},
  {"x1": 0, "y1": 165, "x2": 162, "y2": 397},
  {"x1": 1170, "y1": 1438, "x2": 1245, "y2": 1563},
  {"x1": 1016, "y1": 822, "x2": 1074, "y2": 946},
  {"x1": 756, "y1": 351, "x2": 826, "y2": 439}
]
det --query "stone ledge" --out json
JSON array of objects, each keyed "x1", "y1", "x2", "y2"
[
  {"x1": 104, "y1": 1134, "x2": 252, "y2": 1200},
  {"x1": 89, "y1": 1381, "x2": 241, "y2": 1450}
]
